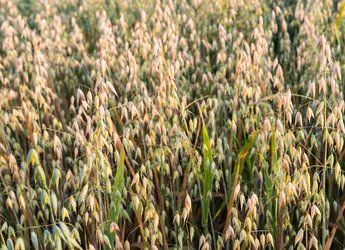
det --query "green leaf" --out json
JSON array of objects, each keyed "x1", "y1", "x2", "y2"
[
  {"x1": 202, "y1": 122, "x2": 213, "y2": 228},
  {"x1": 240, "y1": 133, "x2": 256, "y2": 161},
  {"x1": 223, "y1": 133, "x2": 256, "y2": 233},
  {"x1": 267, "y1": 125, "x2": 278, "y2": 238},
  {"x1": 336, "y1": 3, "x2": 345, "y2": 29},
  {"x1": 214, "y1": 133, "x2": 256, "y2": 221},
  {"x1": 271, "y1": 123, "x2": 278, "y2": 174},
  {"x1": 107, "y1": 147, "x2": 126, "y2": 249},
  {"x1": 114, "y1": 147, "x2": 125, "y2": 193}
]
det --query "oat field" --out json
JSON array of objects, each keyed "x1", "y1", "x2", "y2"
[{"x1": 2, "y1": 0, "x2": 345, "y2": 249}]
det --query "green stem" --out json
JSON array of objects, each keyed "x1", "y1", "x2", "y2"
[{"x1": 322, "y1": 76, "x2": 328, "y2": 248}]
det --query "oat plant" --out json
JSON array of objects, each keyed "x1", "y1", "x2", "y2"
[{"x1": 2, "y1": 0, "x2": 345, "y2": 249}]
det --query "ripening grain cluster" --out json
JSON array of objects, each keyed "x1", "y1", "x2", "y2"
[{"x1": 2, "y1": 0, "x2": 345, "y2": 249}]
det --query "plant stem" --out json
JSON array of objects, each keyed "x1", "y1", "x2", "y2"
[{"x1": 322, "y1": 82, "x2": 328, "y2": 248}]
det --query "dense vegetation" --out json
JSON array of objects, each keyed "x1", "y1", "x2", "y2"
[{"x1": 2, "y1": 0, "x2": 345, "y2": 249}]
